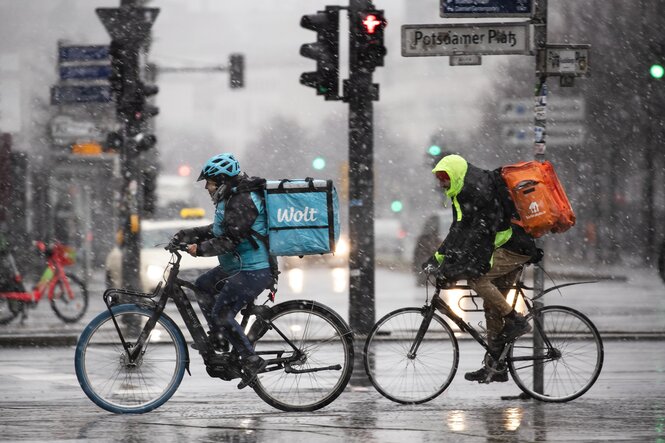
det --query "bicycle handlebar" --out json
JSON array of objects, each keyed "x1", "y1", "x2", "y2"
[{"x1": 165, "y1": 241, "x2": 188, "y2": 253}]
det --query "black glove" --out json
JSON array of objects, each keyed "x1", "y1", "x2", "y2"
[
  {"x1": 421, "y1": 256, "x2": 440, "y2": 273},
  {"x1": 529, "y1": 248, "x2": 544, "y2": 264}
]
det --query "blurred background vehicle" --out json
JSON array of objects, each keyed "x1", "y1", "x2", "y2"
[
  {"x1": 105, "y1": 209, "x2": 218, "y2": 293},
  {"x1": 374, "y1": 218, "x2": 408, "y2": 264},
  {"x1": 412, "y1": 211, "x2": 454, "y2": 286}
]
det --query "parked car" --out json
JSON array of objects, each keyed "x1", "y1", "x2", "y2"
[
  {"x1": 412, "y1": 211, "x2": 454, "y2": 285},
  {"x1": 105, "y1": 211, "x2": 219, "y2": 293}
]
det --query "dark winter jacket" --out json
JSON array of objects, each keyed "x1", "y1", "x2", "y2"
[
  {"x1": 176, "y1": 175, "x2": 270, "y2": 271},
  {"x1": 432, "y1": 155, "x2": 505, "y2": 280}
]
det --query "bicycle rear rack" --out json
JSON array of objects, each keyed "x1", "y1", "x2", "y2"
[{"x1": 103, "y1": 282, "x2": 163, "y2": 310}]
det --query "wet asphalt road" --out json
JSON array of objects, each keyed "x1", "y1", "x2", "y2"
[{"x1": 1, "y1": 338, "x2": 664, "y2": 442}]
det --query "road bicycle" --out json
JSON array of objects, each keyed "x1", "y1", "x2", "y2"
[
  {"x1": 74, "y1": 242, "x2": 354, "y2": 414},
  {"x1": 0, "y1": 241, "x2": 88, "y2": 324},
  {"x1": 363, "y1": 266, "x2": 604, "y2": 403}
]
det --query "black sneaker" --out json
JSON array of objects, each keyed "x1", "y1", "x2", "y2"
[
  {"x1": 497, "y1": 312, "x2": 532, "y2": 344},
  {"x1": 464, "y1": 366, "x2": 509, "y2": 383},
  {"x1": 237, "y1": 355, "x2": 268, "y2": 390}
]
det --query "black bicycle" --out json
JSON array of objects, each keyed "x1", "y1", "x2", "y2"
[
  {"x1": 74, "y1": 243, "x2": 354, "y2": 414},
  {"x1": 363, "y1": 266, "x2": 603, "y2": 403}
]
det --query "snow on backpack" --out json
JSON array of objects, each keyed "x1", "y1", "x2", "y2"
[
  {"x1": 500, "y1": 161, "x2": 575, "y2": 238},
  {"x1": 236, "y1": 177, "x2": 341, "y2": 257}
]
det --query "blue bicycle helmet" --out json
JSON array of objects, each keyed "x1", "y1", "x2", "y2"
[{"x1": 197, "y1": 153, "x2": 241, "y2": 181}]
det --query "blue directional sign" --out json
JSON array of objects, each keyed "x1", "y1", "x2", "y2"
[
  {"x1": 58, "y1": 45, "x2": 109, "y2": 62},
  {"x1": 441, "y1": 0, "x2": 532, "y2": 17},
  {"x1": 59, "y1": 64, "x2": 111, "y2": 80},
  {"x1": 51, "y1": 85, "x2": 112, "y2": 105}
]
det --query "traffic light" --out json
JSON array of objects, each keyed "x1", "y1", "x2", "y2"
[
  {"x1": 390, "y1": 200, "x2": 403, "y2": 213},
  {"x1": 427, "y1": 144, "x2": 442, "y2": 156},
  {"x1": 357, "y1": 9, "x2": 387, "y2": 71},
  {"x1": 300, "y1": 6, "x2": 340, "y2": 100},
  {"x1": 650, "y1": 63, "x2": 664, "y2": 79},
  {"x1": 229, "y1": 53, "x2": 244, "y2": 89},
  {"x1": 312, "y1": 156, "x2": 326, "y2": 170}
]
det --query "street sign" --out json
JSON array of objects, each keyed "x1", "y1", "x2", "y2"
[
  {"x1": 59, "y1": 64, "x2": 111, "y2": 80},
  {"x1": 499, "y1": 97, "x2": 586, "y2": 121},
  {"x1": 541, "y1": 44, "x2": 590, "y2": 77},
  {"x1": 450, "y1": 54, "x2": 482, "y2": 66},
  {"x1": 58, "y1": 45, "x2": 109, "y2": 62},
  {"x1": 401, "y1": 22, "x2": 531, "y2": 57},
  {"x1": 441, "y1": 0, "x2": 533, "y2": 17},
  {"x1": 50, "y1": 115, "x2": 103, "y2": 140},
  {"x1": 51, "y1": 85, "x2": 112, "y2": 105},
  {"x1": 501, "y1": 123, "x2": 586, "y2": 146}
]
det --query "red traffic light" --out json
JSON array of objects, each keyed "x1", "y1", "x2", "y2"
[{"x1": 362, "y1": 14, "x2": 382, "y2": 34}]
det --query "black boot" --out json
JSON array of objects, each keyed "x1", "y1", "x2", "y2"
[
  {"x1": 496, "y1": 310, "x2": 532, "y2": 344},
  {"x1": 464, "y1": 366, "x2": 509, "y2": 383},
  {"x1": 191, "y1": 330, "x2": 230, "y2": 353},
  {"x1": 237, "y1": 355, "x2": 268, "y2": 390}
]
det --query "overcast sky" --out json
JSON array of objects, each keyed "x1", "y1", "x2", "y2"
[{"x1": 0, "y1": 0, "x2": 524, "y2": 174}]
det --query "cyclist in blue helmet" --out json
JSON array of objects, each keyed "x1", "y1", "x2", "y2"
[{"x1": 173, "y1": 153, "x2": 271, "y2": 389}]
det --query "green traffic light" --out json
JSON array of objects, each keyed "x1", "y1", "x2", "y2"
[
  {"x1": 428, "y1": 145, "x2": 442, "y2": 156},
  {"x1": 312, "y1": 157, "x2": 326, "y2": 170},
  {"x1": 650, "y1": 64, "x2": 664, "y2": 79},
  {"x1": 390, "y1": 200, "x2": 403, "y2": 213}
]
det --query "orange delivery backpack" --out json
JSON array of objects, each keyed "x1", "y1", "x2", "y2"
[{"x1": 500, "y1": 160, "x2": 576, "y2": 238}]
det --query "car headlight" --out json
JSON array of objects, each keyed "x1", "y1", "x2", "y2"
[
  {"x1": 335, "y1": 237, "x2": 349, "y2": 257},
  {"x1": 146, "y1": 264, "x2": 164, "y2": 284}
]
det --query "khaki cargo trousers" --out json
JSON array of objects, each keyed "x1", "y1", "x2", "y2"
[{"x1": 467, "y1": 248, "x2": 531, "y2": 353}]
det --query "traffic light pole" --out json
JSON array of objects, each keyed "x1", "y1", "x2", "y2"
[
  {"x1": 347, "y1": 0, "x2": 376, "y2": 338},
  {"x1": 97, "y1": 4, "x2": 159, "y2": 292}
]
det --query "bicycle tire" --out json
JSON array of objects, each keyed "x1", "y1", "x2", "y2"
[
  {"x1": 0, "y1": 296, "x2": 22, "y2": 325},
  {"x1": 50, "y1": 273, "x2": 88, "y2": 323},
  {"x1": 75, "y1": 304, "x2": 188, "y2": 414},
  {"x1": 364, "y1": 307, "x2": 459, "y2": 404},
  {"x1": 508, "y1": 305, "x2": 604, "y2": 402},
  {"x1": 249, "y1": 300, "x2": 354, "y2": 412}
]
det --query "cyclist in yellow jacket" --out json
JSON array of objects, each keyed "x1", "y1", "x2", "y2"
[{"x1": 423, "y1": 154, "x2": 539, "y2": 383}]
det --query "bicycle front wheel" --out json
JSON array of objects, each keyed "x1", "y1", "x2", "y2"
[
  {"x1": 508, "y1": 305, "x2": 604, "y2": 402},
  {"x1": 364, "y1": 307, "x2": 459, "y2": 404},
  {"x1": 50, "y1": 274, "x2": 88, "y2": 323},
  {"x1": 249, "y1": 300, "x2": 354, "y2": 412},
  {"x1": 75, "y1": 304, "x2": 188, "y2": 414}
]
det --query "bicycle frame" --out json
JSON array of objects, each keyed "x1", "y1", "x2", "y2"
[
  {"x1": 102, "y1": 249, "x2": 307, "y2": 375},
  {"x1": 422, "y1": 273, "x2": 597, "y2": 362}
]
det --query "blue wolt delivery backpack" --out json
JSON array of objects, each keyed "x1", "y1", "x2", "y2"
[{"x1": 264, "y1": 178, "x2": 340, "y2": 256}]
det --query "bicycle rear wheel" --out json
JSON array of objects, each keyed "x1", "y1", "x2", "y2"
[
  {"x1": 75, "y1": 304, "x2": 188, "y2": 414},
  {"x1": 50, "y1": 274, "x2": 88, "y2": 323},
  {"x1": 508, "y1": 305, "x2": 604, "y2": 402},
  {"x1": 249, "y1": 300, "x2": 354, "y2": 412},
  {"x1": 364, "y1": 307, "x2": 459, "y2": 404}
]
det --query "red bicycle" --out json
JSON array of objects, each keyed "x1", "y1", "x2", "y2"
[{"x1": 0, "y1": 241, "x2": 88, "y2": 324}]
